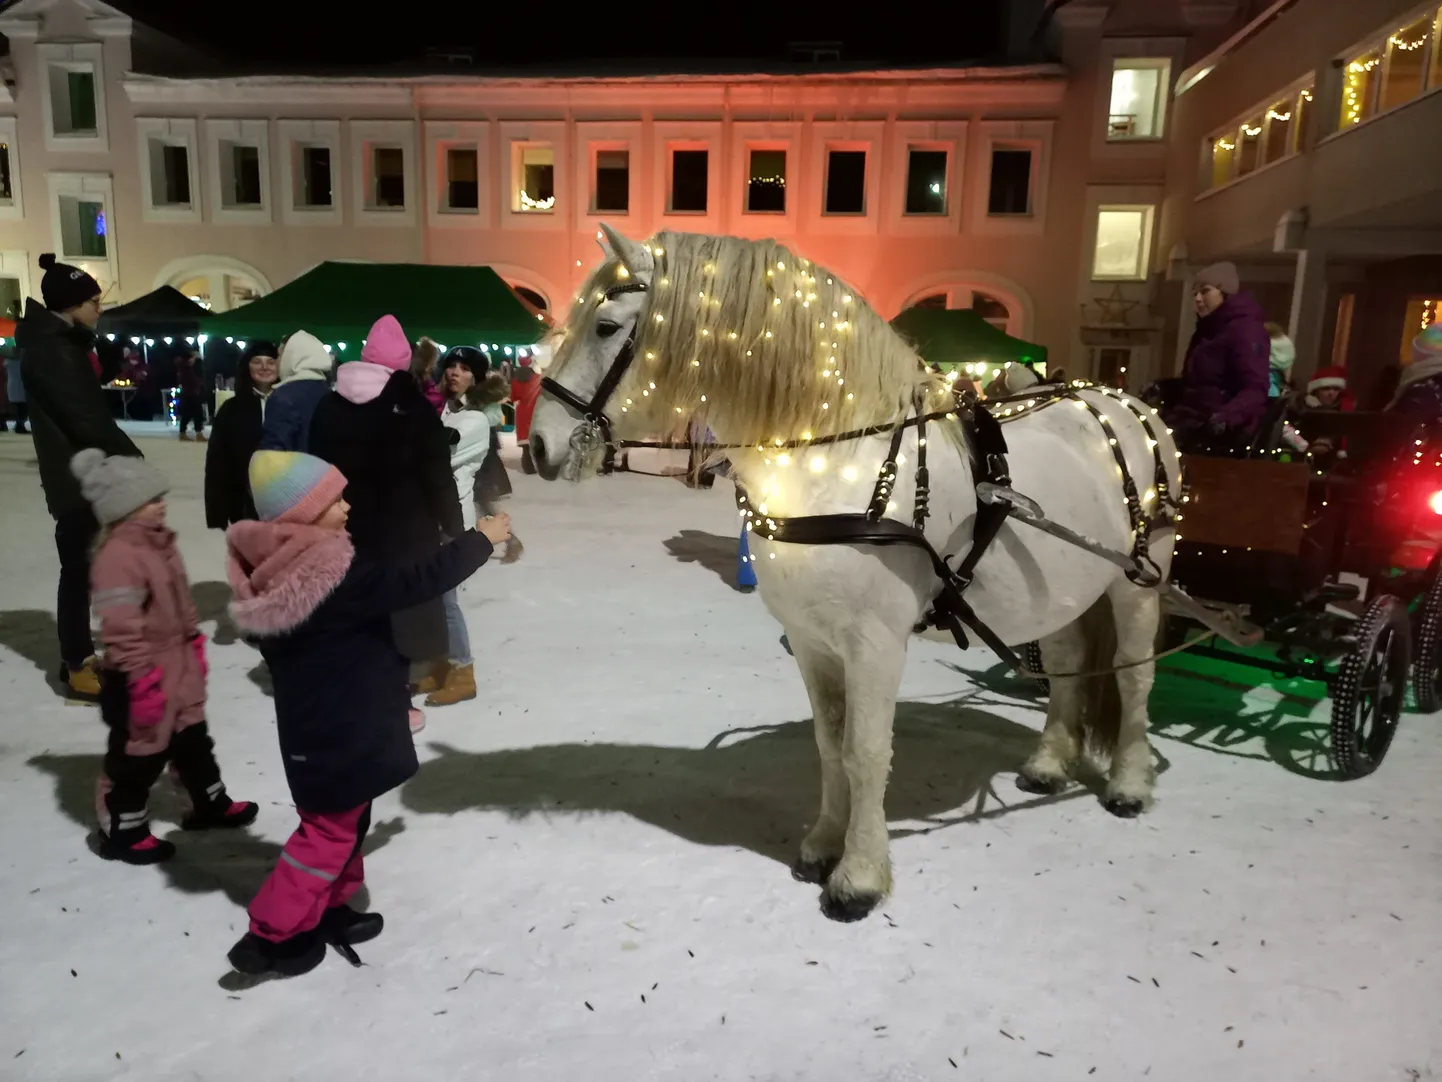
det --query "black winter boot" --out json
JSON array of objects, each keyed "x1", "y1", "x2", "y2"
[
  {"x1": 322, "y1": 905, "x2": 384, "y2": 946},
  {"x1": 97, "y1": 825, "x2": 176, "y2": 865},
  {"x1": 227, "y1": 929, "x2": 327, "y2": 977}
]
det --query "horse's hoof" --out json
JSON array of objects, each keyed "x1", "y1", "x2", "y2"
[
  {"x1": 1015, "y1": 771, "x2": 1067, "y2": 795},
  {"x1": 791, "y1": 856, "x2": 838, "y2": 885},
  {"x1": 820, "y1": 889, "x2": 881, "y2": 923},
  {"x1": 1102, "y1": 795, "x2": 1145, "y2": 818}
]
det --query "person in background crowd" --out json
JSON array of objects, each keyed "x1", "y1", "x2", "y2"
[
  {"x1": 474, "y1": 370, "x2": 522, "y2": 563},
  {"x1": 74, "y1": 449, "x2": 257, "y2": 864},
  {"x1": 18, "y1": 253, "x2": 142, "y2": 699},
  {"x1": 258, "y1": 331, "x2": 331, "y2": 453},
  {"x1": 411, "y1": 336, "x2": 446, "y2": 414},
  {"x1": 1388, "y1": 323, "x2": 1442, "y2": 424},
  {"x1": 205, "y1": 341, "x2": 279, "y2": 529},
  {"x1": 309, "y1": 315, "x2": 463, "y2": 735},
  {"x1": 415, "y1": 348, "x2": 493, "y2": 706},
  {"x1": 4, "y1": 343, "x2": 27, "y2": 433},
  {"x1": 1264, "y1": 323, "x2": 1295, "y2": 398},
  {"x1": 1297, "y1": 365, "x2": 1355, "y2": 468},
  {"x1": 1166, "y1": 262, "x2": 1270, "y2": 450},
  {"x1": 175, "y1": 347, "x2": 207, "y2": 442},
  {"x1": 984, "y1": 362, "x2": 1040, "y2": 399},
  {"x1": 224, "y1": 451, "x2": 506, "y2": 978}
]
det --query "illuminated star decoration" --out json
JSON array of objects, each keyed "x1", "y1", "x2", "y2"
[{"x1": 1093, "y1": 284, "x2": 1139, "y2": 327}]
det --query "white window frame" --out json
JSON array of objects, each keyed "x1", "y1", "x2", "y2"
[
  {"x1": 425, "y1": 121, "x2": 490, "y2": 227},
  {"x1": 351, "y1": 119, "x2": 417, "y2": 226},
  {"x1": 278, "y1": 119, "x2": 342, "y2": 226},
  {"x1": 731, "y1": 122, "x2": 800, "y2": 236},
  {"x1": 135, "y1": 118, "x2": 200, "y2": 224},
  {"x1": 575, "y1": 121, "x2": 642, "y2": 224},
  {"x1": 1090, "y1": 203, "x2": 1156, "y2": 281},
  {"x1": 1106, "y1": 58, "x2": 1173, "y2": 141},
  {"x1": 654, "y1": 122, "x2": 722, "y2": 233},
  {"x1": 807, "y1": 121, "x2": 883, "y2": 236},
  {"x1": 0, "y1": 250, "x2": 34, "y2": 317},
  {"x1": 969, "y1": 120, "x2": 1053, "y2": 237},
  {"x1": 46, "y1": 171, "x2": 116, "y2": 290},
  {"x1": 205, "y1": 118, "x2": 271, "y2": 225},
  {"x1": 38, "y1": 42, "x2": 107, "y2": 153},
  {"x1": 500, "y1": 121, "x2": 566, "y2": 232},
  {"x1": 0, "y1": 116, "x2": 24, "y2": 220},
  {"x1": 887, "y1": 121, "x2": 967, "y2": 236}
]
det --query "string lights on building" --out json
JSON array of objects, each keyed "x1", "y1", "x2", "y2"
[{"x1": 1341, "y1": 54, "x2": 1380, "y2": 126}]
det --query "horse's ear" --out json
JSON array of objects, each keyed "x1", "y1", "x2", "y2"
[{"x1": 597, "y1": 222, "x2": 645, "y2": 276}]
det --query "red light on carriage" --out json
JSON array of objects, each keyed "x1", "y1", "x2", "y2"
[{"x1": 1430, "y1": 490, "x2": 1442, "y2": 516}]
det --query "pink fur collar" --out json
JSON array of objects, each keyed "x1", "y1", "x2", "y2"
[{"x1": 225, "y1": 521, "x2": 355, "y2": 636}]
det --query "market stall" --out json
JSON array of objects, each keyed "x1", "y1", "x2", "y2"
[{"x1": 889, "y1": 306, "x2": 1048, "y2": 385}]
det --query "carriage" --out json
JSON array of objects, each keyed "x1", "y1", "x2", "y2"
[{"x1": 1135, "y1": 410, "x2": 1442, "y2": 778}]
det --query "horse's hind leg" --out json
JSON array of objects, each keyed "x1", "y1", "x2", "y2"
[
  {"x1": 788, "y1": 635, "x2": 849, "y2": 885},
  {"x1": 1100, "y1": 582, "x2": 1159, "y2": 817},
  {"x1": 1016, "y1": 617, "x2": 1089, "y2": 794},
  {"x1": 821, "y1": 626, "x2": 907, "y2": 923}
]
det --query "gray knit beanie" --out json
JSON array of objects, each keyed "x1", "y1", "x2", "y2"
[{"x1": 70, "y1": 449, "x2": 169, "y2": 524}]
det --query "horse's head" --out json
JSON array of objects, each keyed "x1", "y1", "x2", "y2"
[{"x1": 531, "y1": 223, "x2": 656, "y2": 482}]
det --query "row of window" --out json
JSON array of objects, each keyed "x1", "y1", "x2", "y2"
[{"x1": 1201, "y1": 4, "x2": 1442, "y2": 194}]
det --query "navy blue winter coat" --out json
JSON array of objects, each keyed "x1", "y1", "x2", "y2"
[
  {"x1": 257, "y1": 379, "x2": 328, "y2": 453},
  {"x1": 226, "y1": 524, "x2": 493, "y2": 812}
]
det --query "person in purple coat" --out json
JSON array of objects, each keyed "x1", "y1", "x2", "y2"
[{"x1": 1167, "y1": 262, "x2": 1271, "y2": 450}]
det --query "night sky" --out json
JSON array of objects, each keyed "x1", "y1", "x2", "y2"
[{"x1": 114, "y1": 1, "x2": 1011, "y2": 71}]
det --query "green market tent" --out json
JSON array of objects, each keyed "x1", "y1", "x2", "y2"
[
  {"x1": 205, "y1": 262, "x2": 548, "y2": 357},
  {"x1": 890, "y1": 306, "x2": 1047, "y2": 373}
]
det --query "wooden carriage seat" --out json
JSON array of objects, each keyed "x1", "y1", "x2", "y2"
[{"x1": 1179, "y1": 455, "x2": 1312, "y2": 556}]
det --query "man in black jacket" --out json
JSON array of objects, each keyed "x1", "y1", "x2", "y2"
[{"x1": 17, "y1": 253, "x2": 141, "y2": 699}]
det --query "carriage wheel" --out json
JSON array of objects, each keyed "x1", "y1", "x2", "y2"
[
  {"x1": 1331, "y1": 595, "x2": 1410, "y2": 779},
  {"x1": 1022, "y1": 642, "x2": 1049, "y2": 696},
  {"x1": 1411, "y1": 571, "x2": 1442, "y2": 714}
]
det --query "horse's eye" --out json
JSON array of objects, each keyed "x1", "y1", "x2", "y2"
[{"x1": 596, "y1": 320, "x2": 623, "y2": 339}]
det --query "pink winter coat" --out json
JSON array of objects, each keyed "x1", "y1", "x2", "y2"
[{"x1": 91, "y1": 519, "x2": 206, "y2": 755}]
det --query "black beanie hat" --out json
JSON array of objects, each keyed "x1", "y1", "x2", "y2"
[
  {"x1": 442, "y1": 345, "x2": 487, "y2": 376},
  {"x1": 38, "y1": 253, "x2": 102, "y2": 312}
]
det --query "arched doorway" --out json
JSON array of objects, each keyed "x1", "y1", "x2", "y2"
[
  {"x1": 512, "y1": 285, "x2": 548, "y2": 311},
  {"x1": 899, "y1": 274, "x2": 1034, "y2": 339},
  {"x1": 152, "y1": 255, "x2": 272, "y2": 312}
]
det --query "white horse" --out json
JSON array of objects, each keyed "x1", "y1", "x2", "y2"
[{"x1": 530, "y1": 225, "x2": 1179, "y2": 922}]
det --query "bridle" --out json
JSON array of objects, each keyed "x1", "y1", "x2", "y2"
[{"x1": 539, "y1": 279, "x2": 650, "y2": 469}]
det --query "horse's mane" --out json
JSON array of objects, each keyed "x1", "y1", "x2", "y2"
[{"x1": 554, "y1": 232, "x2": 949, "y2": 446}]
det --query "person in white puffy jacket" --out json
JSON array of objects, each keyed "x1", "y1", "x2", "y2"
[{"x1": 416, "y1": 354, "x2": 492, "y2": 707}]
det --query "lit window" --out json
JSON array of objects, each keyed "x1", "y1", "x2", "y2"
[
  {"x1": 1092, "y1": 206, "x2": 1154, "y2": 281},
  {"x1": 1379, "y1": 15, "x2": 1432, "y2": 113},
  {"x1": 148, "y1": 141, "x2": 191, "y2": 206},
  {"x1": 1234, "y1": 114, "x2": 1264, "y2": 178},
  {"x1": 593, "y1": 149, "x2": 629, "y2": 213},
  {"x1": 371, "y1": 146, "x2": 405, "y2": 209},
  {"x1": 445, "y1": 148, "x2": 478, "y2": 211},
  {"x1": 1431, "y1": 10, "x2": 1442, "y2": 91},
  {"x1": 58, "y1": 195, "x2": 106, "y2": 259},
  {"x1": 987, "y1": 147, "x2": 1032, "y2": 216},
  {"x1": 669, "y1": 148, "x2": 708, "y2": 213},
  {"x1": 824, "y1": 149, "x2": 866, "y2": 215},
  {"x1": 1108, "y1": 59, "x2": 1170, "y2": 140},
  {"x1": 1208, "y1": 131, "x2": 1237, "y2": 188},
  {"x1": 48, "y1": 65, "x2": 97, "y2": 137},
  {"x1": 1292, "y1": 87, "x2": 1313, "y2": 155},
  {"x1": 1261, "y1": 98, "x2": 1294, "y2": 165},
  {"x1": 221, "y1": 143, "x2": 262, "y2": 208},
  {"x1": 298, "y1": 146, "x2": 332, "y2": 208},
  {"x1": 1340, "y1": 49, "x2": 1382, "y2": 127},
  {"x1": 904, "y1": 149, "x2": 948, "y2": 215},
  {"x1": 515, "y1": 145, "x2": 554, "y2": 212},
  {"x1": 746, "y1": 149, "x2": 786, "y2": 213}
]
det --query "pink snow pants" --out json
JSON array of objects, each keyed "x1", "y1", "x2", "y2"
[{"x1": 248, "y1": 803, "x2": 371, "y2": 942}]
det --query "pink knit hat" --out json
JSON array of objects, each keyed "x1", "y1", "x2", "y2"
[{"x1": 361, "y1": 314, "x2": 412, "y2": 371}]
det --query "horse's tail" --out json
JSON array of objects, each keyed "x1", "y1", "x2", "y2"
[{"x1": 1076, "y1": 592, "x2": 1122, "y2": 769}]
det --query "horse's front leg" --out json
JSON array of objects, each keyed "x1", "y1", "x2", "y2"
[
  {"x1": 788, "y1": 635, "x2": 849, "y2": 885},
  {"x1": 822, "y1": 628, "x2": 907, "y2": 922},
  {"x1": 1101, "y1": 583, "x2": 1159, "y2": 817}
]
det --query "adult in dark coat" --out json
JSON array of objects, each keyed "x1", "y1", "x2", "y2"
[
  {"x1": 1167, "y1": 261, "x2": 1271, "y2": 450},
  {"x1": 258, "y1": 331, "x2": 332, "y2": 453},
  {"x1": 204, "y1": 340, "x2": 279, "y2": 529},
  {"x1": 16, "y1": 254, "x2": 142, "y2": 698},
  {"x1": 307, "y1": 315, "x2": 463, "y2": 664}
]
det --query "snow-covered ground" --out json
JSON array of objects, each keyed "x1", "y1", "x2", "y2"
[{"x1": 0, "y1": 434, "x2": 1438, "y2": 1082}]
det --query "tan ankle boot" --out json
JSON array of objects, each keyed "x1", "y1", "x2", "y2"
[
  {"x1": 425, "y1": 663, "x2": 476, "y2": 707},
  {"x1": 410, "y1": 661, "x2": 450, "y2": 696}
]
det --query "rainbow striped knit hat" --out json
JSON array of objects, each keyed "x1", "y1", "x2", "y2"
[{"x1": 248, "y1": 451, "x2": 347, "y2": 524}]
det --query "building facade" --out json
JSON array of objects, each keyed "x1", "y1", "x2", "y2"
[{"x1": 0, "y1": 0, "x2": 1329, "y2": 386}]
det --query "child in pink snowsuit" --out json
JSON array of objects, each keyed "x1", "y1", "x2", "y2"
[
  {"x1": 224, "y1": 451, "x2": 507, "y2": 978},
  {"x1": 73, "y1": 449, "x2": 258, "y2": 865}
]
